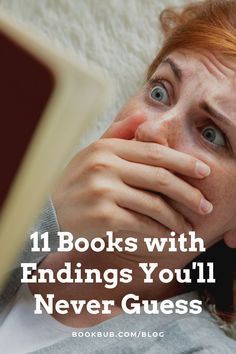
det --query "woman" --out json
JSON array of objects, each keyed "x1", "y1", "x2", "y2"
[
  {"x1": 0, "y1": 0, "x2": 235, "y2": 353},
  {"x1": 50, "y1": 0, "x2": 236, "y2": 324}
]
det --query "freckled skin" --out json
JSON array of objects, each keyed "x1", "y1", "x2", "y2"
[
  {"x1": 29, "y1": 50, "x2": 236, "y2": 326},
  {"x1": 114, "y1": 49, "x2": 236, "y2": 248}
]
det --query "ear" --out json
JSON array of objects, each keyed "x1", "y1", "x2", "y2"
[{"x1": 223, "y1": 230, "x2": 236, "y2": 248}]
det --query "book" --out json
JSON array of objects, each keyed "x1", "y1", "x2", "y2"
[{"x1": 0, "y1": 10, "x2": 111, "y2": 289}]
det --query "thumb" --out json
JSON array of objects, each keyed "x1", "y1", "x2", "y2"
[{"x1": 101, "y1": 115, "x2": 146, "y2": 139}]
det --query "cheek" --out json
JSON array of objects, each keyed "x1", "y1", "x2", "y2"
[
  {"x1": 175, "y1": 139, "x2": 236, "y2": 214},
  {"x1": 184, "y1": 162, "x2": 236, "y2": 234},
  {"x1": 173, "y1": 138, "x2": 236, "y2": 234}
]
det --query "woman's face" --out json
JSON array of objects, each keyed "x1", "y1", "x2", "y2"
[{"x1": 115, "y1": 49, "x2": 236, "y2": 248}]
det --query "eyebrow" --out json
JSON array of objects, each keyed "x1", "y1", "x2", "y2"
[
  {"x1": 157, "y1": 57, "x2": 235, "y2": 129},
  {"x1": 200, "y1": 101, "x2": 234, "y2": 128},
  {"x1": 162, "y1": 57, "x2": 183, "y2": 82}
]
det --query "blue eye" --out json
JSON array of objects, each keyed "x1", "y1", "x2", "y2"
[
  {"x1": 201, "y1": 126, "x2": 226, "y2": 147},
  {"x1": 150, "y1": 84, "x2": 170, "y2": 105}
]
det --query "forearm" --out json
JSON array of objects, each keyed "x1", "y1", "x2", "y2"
[{"x1": 0, "y1": 198, "x2": 60, "y2": 307}]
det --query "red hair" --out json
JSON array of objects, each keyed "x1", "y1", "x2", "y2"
[
  {"x1": 147, "y1": 0, "x2": 236, "y2": 80},
  {"x1": 147, "y1": 0, "x2": 236, "y2": 324}
]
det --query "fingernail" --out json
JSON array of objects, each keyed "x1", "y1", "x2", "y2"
[
  {"x1": 196, "y1": 162, "x2": 211, "y2": 177},
  {"x1": 200, "y1": 198, "x2": 213, "y2": 214}
]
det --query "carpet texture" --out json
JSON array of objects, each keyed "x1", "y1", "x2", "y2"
[{"x1": 0, "y1": 0, "x2": 187, "y2": 145}]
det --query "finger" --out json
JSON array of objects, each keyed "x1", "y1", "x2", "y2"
[
  {"x1": 107, "y1": 139, "x2": 211, "y2": 179},
  {"x1": 115, "y1": 184, "x2": 191, "y2": 234},
  {"x1": 113, "y1": 206, "x2": 175, "y2": 238},
  {"x1": 101, "y1": 115, "x2": 146, "y2": 139},
  {"x1": 116, "y1": 160, "x2": 213, "y2": 215}
]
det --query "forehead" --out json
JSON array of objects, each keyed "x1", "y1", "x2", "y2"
[
  {"x1": 166, "y1": 49, "x2": 236, "y2": 116},
  {"x1": 168, "y1": 49, "x2": 236, "y2": 79}
]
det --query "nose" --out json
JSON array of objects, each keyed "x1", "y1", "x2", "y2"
[{"x1": 134, "y1": 114, "x2": 180, "y2": 147}]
